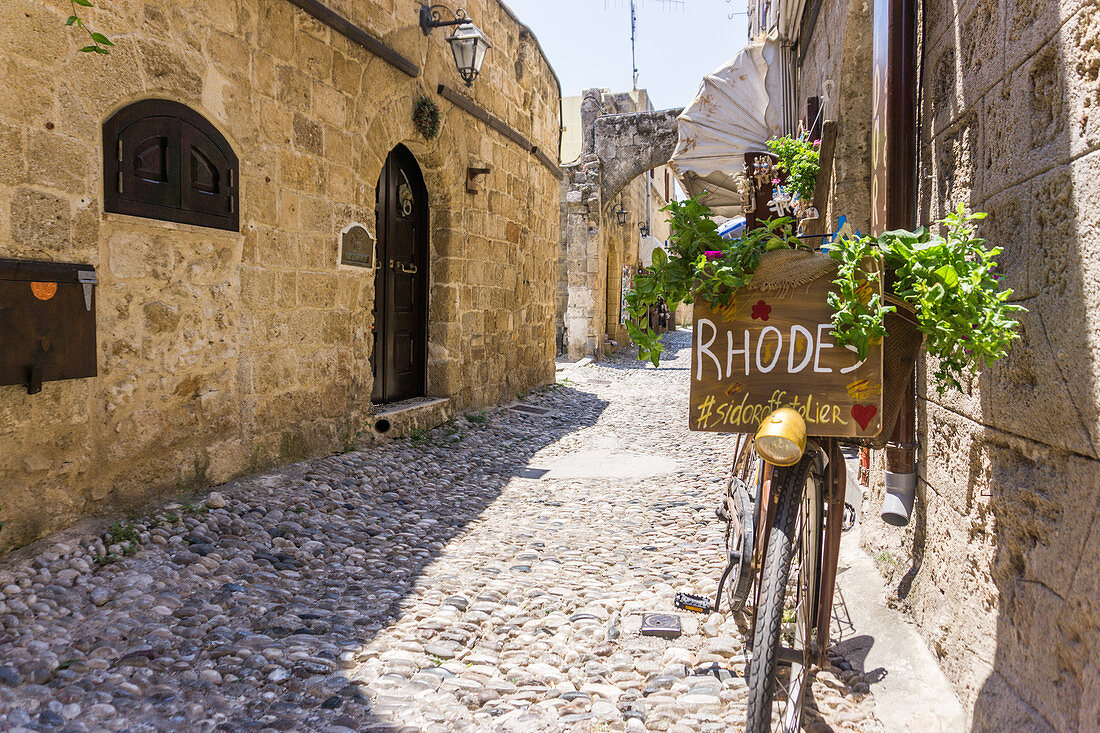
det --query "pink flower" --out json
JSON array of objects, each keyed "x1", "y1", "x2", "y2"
[
  {"x1": 772, "y1": 178, "x2": 780, "y2": 185},
  {"x1": 813, "y1": 139, "x2": 821, "y2": 147},
  {"x1": 705, "y1": 250, "x2": 722, "y2": 261}
]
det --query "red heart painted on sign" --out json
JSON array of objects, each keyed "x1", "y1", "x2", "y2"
[{"x1": 851, "y1": 404, "x2": 878, "y2": 431}]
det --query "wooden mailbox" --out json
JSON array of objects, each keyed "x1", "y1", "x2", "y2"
[
  {"x1": 0, "y1": 258, "x2": 98, "y2": 394},
  {"x1": 689, "y1": 258, "x2": 884, "y2": 439}
]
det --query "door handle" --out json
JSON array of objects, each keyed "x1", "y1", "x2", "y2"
[{"x1": 398, "y1": 263, "x2": 418, "y2": 275}]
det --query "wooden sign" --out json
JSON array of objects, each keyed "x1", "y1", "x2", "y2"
[{"x1": 689, "y1": 265, "x2": 883, "y2": 438}]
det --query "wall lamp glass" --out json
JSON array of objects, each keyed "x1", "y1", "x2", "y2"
[
  {"x1": 614, "y1": 203, "x2": 628, "y2": 225},
  {"x1": 419, "y1": 4, "x2": 491, "y2": 86}
]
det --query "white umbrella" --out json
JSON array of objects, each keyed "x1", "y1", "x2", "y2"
[{"x1": 669, "y1": 34, "x2": 785, "y2": 217}]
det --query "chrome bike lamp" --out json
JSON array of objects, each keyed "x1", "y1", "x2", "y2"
[{"x1": 754, "y1": 407, "x2": 807, "y2": 467}]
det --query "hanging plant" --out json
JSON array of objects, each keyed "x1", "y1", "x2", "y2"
[
  {"x1": 765, "y1": 135, "x2": 820, "y2": 205},
  {"x1": 413, "y1": 96, "x2": 441, "y2": 140},
  {"x1": 624, "y1": 197, "x2": 1023, "y2": 393}
]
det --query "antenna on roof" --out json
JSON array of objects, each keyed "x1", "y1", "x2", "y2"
[{"x1": 603, "y1": 0, "x2": 684, "y2": 90}]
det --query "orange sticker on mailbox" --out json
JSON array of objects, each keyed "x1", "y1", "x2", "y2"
[{"x1": 30, "y1": 282, "x2": 57, "y2": 301}]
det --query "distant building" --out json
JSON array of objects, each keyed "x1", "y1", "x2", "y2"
[{"x1": 557, "y1": 89, "x2": 681, "y2": 358}]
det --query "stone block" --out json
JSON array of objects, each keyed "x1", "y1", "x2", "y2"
[
  {"x1": 283, "y1": 149, "x2": 327, "y2": 193},
  {"x1": 276, "y1": 64, "x2": 313, "y2": 115},
  {"x1": 298, "y1": 232, "x2": 335, "y2": 270},
  {"x1": 0, "y1": 121, "x2": 25, "y2": 186},
  {"x1": 10, "y1": 187, "x2": 71, "y2": 256},
  {"x1": 26, "y1": 130, "x2": 90, "y2": 195},
  {"x1": 314, "y1": 84, "x2": 348, "y2": 128},
  {"x1": 258, "y1": 228, "x2": 299, "y2": 268},
  {"x1": 299, "y1": 195, "x2": 333, "y2": 233},
  {"x1": 256, "y1": 0, "x2": 296, "y2": 62},
  {"x1": 332, "y1": 50, "x2": 363, "y2": 92},
  {"x1": 293, "y1": 113, "x2": 323, "y2": 156},
  {"x1": 959, "y1": 0, "x2": 1005, "y2": 108},
  {"x1": 239, "y1": 266, "x2": 279, "y2": 308},
  {"x1": 138, "y1": 39, "x2": 203, "y2": 99},
  {"x1": 294, "y1": 28, "x2": 333, "y2": 81},
  {"x1": 298, "y1": 271, "x2": 337, "y2": 308},
  {"x1": 972, "y1": 670, "x2": 1058, "y2": 732},
  {"x1": 206, "y1": 29, "x2": 250, "y2": 73}
]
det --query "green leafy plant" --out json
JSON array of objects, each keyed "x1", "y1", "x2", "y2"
[
  {"x1": 826, "y1": 235, "x2": 893, "y2": 361},
  {"x1": 625, "y1": 197, "x2": 1022, "y2": 393},
  {"x1": 828, "y1": 205, "x2": 1024, "y2": 392},
  {"x1": 765, "y1": 135, "x2": 820, "y2": 203},
  {"x1": 105, "y1": 521, "x2": 140, "y2": 546},
  {"x1": 66, "y1": 0, "x2": 114, "y2": 55},
  {"x1": 884, "y1": 206, "x2": 1023, "y2": 391},
  {"x1": 624, "y1": 197, "x2": 802, "y2": 365},
  {"x1": 464, "y1": 411, "x2": 488, "y2": 425}
]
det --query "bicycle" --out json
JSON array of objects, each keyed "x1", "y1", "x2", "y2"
[{"x1": 681, "y1": 255, "x2": 922, "y2": 732}]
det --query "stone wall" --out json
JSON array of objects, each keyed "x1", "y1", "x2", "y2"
[
  {"x1": 0, "y1": 0, "x2": 561, "y2": 553},
  {"x1": 796, "y1": 0, "x2": 873, "y2": 235},
  {"x1": 801, "y1": 0, "x2": 1100, "y2": 727}
]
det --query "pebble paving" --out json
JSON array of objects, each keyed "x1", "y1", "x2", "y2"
[{"x1": 0, "y1": 329, "x2": 881, "y2": 732}]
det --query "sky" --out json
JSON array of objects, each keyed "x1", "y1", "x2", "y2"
[{"x1": 502, "y1": 0, "x2": 750, "y2": 110}]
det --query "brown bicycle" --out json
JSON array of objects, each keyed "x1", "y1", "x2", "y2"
[{"x1": 679, "y1": 254, "x2": 921, "y2": 732}]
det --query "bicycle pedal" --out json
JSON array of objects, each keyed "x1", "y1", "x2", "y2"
[{"x1": 673, "y1": 592, "x2": 713, "y2": 614}]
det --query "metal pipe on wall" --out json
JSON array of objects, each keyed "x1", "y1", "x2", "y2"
[{"x1": 872, "y1": 0, "x2": 919, "y2": 520}]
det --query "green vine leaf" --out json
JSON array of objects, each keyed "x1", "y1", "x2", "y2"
[{"x1": 67, "y1": 0, "x2": 113, "y2": 55}]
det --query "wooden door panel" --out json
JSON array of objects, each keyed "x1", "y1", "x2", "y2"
[{"x1": 373, "y1": 147, "x2": 427, "y2": 404}]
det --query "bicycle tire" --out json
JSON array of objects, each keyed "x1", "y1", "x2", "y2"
[{"x1": 745, "y1": 455, "x2": 814, "y2": 733}]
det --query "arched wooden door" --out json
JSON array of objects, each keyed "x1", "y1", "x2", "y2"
[{"x1": 371, "y1": 145, "x2": 428, "y2": 404}]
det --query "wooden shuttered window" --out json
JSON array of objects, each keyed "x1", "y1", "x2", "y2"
[{"x1": 103, "y1": 99, "x2": 239, "y2": 232}]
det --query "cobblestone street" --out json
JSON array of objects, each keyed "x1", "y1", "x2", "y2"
[{"x1": 0, "y1": 330, "x2": 882, "y2": 732}]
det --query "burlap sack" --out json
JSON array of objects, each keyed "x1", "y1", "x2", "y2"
[{"x1": 747, "y1": 249, "x2": 838, "y2": 295}]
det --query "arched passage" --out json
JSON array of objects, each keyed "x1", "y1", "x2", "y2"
[{"x1": 595, "y1": 108, "x2": 682, "y2": 205}]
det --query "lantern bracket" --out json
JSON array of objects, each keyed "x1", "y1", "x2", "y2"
[{"x1": 419, "y1": 4, "x2": 470, "y2": 35}]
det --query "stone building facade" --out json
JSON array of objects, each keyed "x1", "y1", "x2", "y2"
[
  {"x1": 0, "y1": 0, "x2": 561, "y2": 553},
  {"x1": 557, "y1": 89, "x2": 680, "y2": 359},
  {"x1": 788, "y1": 0, "x2": 1100, "y2": 727}
]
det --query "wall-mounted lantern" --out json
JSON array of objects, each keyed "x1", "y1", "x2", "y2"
[
  {"x1": 419, "y1": 4, "x2": 491, "y2": 87},
  {"x1": 614, "y1": 202, "x2": 628, "y2": 225},
  {"x1": 638, "y1": 222, "x2": 650, "y2": 237}
]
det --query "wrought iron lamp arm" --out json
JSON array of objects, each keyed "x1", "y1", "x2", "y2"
[{"x1": 419, "y1": 4, "x2": 470, "y2": 34}]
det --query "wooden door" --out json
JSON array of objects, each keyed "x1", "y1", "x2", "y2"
[{"x1": 371, "y1": 146, "x2": 428, "y2": 404}]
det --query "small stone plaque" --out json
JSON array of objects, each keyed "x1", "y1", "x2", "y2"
[{"x1": 340, "y1": 224, "x2": 375, "y2": 268}]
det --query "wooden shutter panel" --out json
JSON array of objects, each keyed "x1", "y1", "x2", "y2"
[
  {"x1": 104, "y1": 100, "x2": 239, "y2": 232},
  {"x1": 180, "y1": 121, "x2": 235, "y2": 226}
]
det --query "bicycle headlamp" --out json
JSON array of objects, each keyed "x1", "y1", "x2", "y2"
[{"x1": 753, "y1": 407, "x2": 807, "y2": 466}]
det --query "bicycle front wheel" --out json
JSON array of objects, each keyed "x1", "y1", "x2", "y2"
[{"x1": 745, "y1": 454, "x2": 821, "y2": 733}]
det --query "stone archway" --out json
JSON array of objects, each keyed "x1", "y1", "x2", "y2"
[
  {"x1": 559, "y1": 93, "x2": 682, "y2": 359},
  {"x1": 594, "y1": 108, "x2": 682, "y2": 205}
]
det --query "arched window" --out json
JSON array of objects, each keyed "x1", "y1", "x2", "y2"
[{"x1": 103, "y1": 100, "x2": 239, "y2": 231}]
